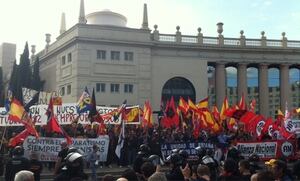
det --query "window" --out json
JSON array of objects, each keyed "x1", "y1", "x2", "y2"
[
  {"x1": 60, "y1": 87, "x2": 65, "y2": 96},
  {"x1": 97, "y1": 50, "x2": 106, "y2": 60},
  {"x1": 61, "y1": 56, "x2": 66, "y2": 65},
  {"x1": 124, "y1": 52, "x2": 133, "y2": 61},
  {"x1": 111, "y1": 51, "x2": 120, "y2": 60},
  {"x1": 96, "y1": 83, "x2": 106, "y2": 92},
  {"x1": 110, "y1": 84, "x2": 120, "y2": 93},
  {"x1": 67, "y1": 53, "x2": 72, "y2": 62},
  {"x1": 67, "y1": 84, "x2": 71, "y2": 95},
  {"x1": 124, "y1": 84, "x2": 133, "y2": 93}
]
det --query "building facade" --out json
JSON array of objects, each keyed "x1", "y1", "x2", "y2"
[
  {"x1": 36, "y1": 0, "x2": 300, "y2": 117},
  {"x1": 0, "y1": 43, "x2": 16, "y2": 84}
]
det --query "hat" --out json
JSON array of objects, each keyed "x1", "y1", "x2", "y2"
[{"x1": 265, "y1": 159, "x2": 276, "y2": 167}]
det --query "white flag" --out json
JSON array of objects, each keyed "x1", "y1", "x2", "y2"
[{"x1": 115, "y1": 119, "x2": 125, "y2": 158}]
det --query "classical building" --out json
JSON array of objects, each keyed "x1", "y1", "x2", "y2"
[{"x1": 35, "y1": 0, "x2": 300, "y2": 117}]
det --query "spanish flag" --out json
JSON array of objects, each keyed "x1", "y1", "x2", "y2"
[
  {"x1": 188, "y1": 98, "x2": 198, "y2": 112},
  {"x1": 124, "y1": 106, "x2": 140, "y2": 123},
  {"x1": 142, "y1": 101, "x2": 153, "y2": 128},
  {"x1": 220, "y1": 97, "x2": 229, "y2": 121},
  {"x1": 178, "y1": 97, "x2": 189, "y2": 114},
  {"x1": 197, "y1": 97, "x2": 209, "y2": 109},
  {"x1": 8, "y1": 98, "x2": 26, "y2": 122}
]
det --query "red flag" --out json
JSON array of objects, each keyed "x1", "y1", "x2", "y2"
[
  {"x1": 261, "y1": 117, "x2": 273, "y2": 136},
  {"x1": 161, "y1": 97, "x2": 179, "y2": 128},
  {"x1": 46, "y1": 96, "x2": 72, "y2": 144},
  {"x1": 8, "y1": 129, "x2": 30, "y2": 147},
  {"x1": 240, "y1": 111, "x2": 256, "y2": 125},
  {"x1": 248, "y1": 115, "x2": 265, "y2": 137}
]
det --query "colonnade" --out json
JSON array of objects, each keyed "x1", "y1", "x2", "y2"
[{"x1": 214, "y1": 63, "x2": 291, "y2": 117}]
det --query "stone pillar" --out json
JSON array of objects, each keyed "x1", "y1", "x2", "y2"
[
  {"x1": 258, "y1": 64, "x2": 269, "y2": 117},
  {"x1": 237, "y1": 63, "x2": 248, "y2": 102},
  {"x1": 280, "y1": 64, "x2": 290, "y2": 111},
  {"x1": 215, "y1": 62, "x2": 226, "y2": 109}
]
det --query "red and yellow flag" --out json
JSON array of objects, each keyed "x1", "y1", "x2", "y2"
[
  {"x1": 220, "y1": 97, "x2": 229, "y2": 121},
  {"x1": 142, "y1": 101, "x2": 153, "y2": 128},
  {"x1": 8, "y1": 98, "x2": 25, "y2": 122},
  {"x1": 124, "y1": 106, "x2": 140, "y2": 123},
  {"x1": 197, "y1": 97, "x2": 209, "y2": 109},
  {"x1": 188, "y1": 98, "x2": 197, "y2": 112},
  {"x1": 178, "y1": 97, "x2": 189, "y2": 114}
]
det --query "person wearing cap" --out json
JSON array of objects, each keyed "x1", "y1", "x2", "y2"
[
  {"x1": 264, "y1": 158, "x2": 277, "y2": 171},
  {"x1": 269, "y1": 159, "x2": 293, "y2": 181},
  {"x1": 54, "y1": 141, "x2": 69, "y2": 175}
]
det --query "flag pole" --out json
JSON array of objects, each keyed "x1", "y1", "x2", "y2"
[{"x1": 0, "y1": 126, "x2": 7, "y2": 151}]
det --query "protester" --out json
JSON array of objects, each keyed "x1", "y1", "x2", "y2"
[
  {"x1": 54, "y1": 141, "x2": 69, "y2": 175},
  {"x1": 256, "y1": 170, "x2": 275, "y2": 181},
  {"x1": 121, "y1": 168, "x2": 139, "y2": 181},
  {"x1": 148, "y1": 172, "x2": 168, "y2": 181},
  {"x1": 239, "y1": 159, "x2": 252, "y2": 181},
  {"x1": 197, "y1": 164, "x2": 211, "y2": 181},
  {"x1": 5, "y1": 146, "x2": 30, "y2": 181},
  {"x1": 140, "y1": 162, "x2": 156, "y2": 180},
  {"x1": 28, "y1": 152, "x2": 43, "y2": 181},
  {"x1": 14, "y1": 170, "x2": 34, "y2": 181},
  {"x1": 270, "y1": 159, "x2": 293, "y2": 181},
  {"x1": 217, "y1": 158, "x2": 240, "y2": 181},
  {"x1": 102, "y1": 174, "x2": 114, "y2": 181},
  {"x1": 88, "y1": 144, "x2": 100, "y2": 181}
]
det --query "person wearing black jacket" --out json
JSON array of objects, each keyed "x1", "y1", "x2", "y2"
[
  {"x1": 29, "y1": 152, "x2": 43, "y2": 181},
  {"x1": 5, "y1": 146, "x2": 30, "y2": 181}
]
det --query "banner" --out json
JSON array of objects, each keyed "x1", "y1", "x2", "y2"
[
  {"x1": 160, "y1": 142, "x2": 214, "y2": 161},
  {"x1": 237, "y1": 140, "x2": 297, "y2": 160},
  {"x1": 23, "y1": 136, "x2": 109, "y2": 162},
  {"x1": 0, "y1": 104, "x2": 140, "y2": 126}
]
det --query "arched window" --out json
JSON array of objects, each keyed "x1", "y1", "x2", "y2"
[{"x1": 161, "y1": 77, "x2": 195, "y2": 104}]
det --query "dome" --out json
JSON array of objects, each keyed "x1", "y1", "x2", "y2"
[{"x1": 86, "y1": 10, "x2": 127, "y2": 27}]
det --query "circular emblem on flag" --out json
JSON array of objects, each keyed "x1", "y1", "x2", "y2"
[
  {"x1": 284, "y1": 119, "x2": 295, "y2": 133},
  {"x1": 256, "y1": 120, "x2": 265, "y2": 136},
  {"x1": 268, "y1": 125, "x2": 273, "y2": 137},
  {"x1": 281, "y1": 141, "x2": 293, "y2": 157}
]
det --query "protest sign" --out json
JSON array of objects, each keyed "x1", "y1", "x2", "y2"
[{"x1": 23, "y1": 136, "x2": 109, "y2": 162}]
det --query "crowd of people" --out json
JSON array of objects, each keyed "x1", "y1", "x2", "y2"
[{"x1": 0, "y1": 119, "x2": 299, "y2": 181}]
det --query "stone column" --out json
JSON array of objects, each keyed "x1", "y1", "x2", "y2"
[
  {"x1": 237, "y1": 63, "x2": 248, "y2": 102},
  {"x1": 215, "y1": 62, "x2": 226, "y2": 109},
  {"x1": 258, "y1": 64, "x2": 269, "y2": 117},
  {"x1": 280, "y1": 64, "x2": 290, "y2": 111}
]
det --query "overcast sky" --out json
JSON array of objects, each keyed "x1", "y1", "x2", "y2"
[{"x1": 0, "y1": 0, "x2": 299, "y2": 57}]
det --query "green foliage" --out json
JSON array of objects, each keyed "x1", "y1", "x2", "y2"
[{"x1": 18, "y1": 42, "x2": 32, "y2": 88}]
